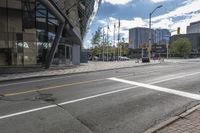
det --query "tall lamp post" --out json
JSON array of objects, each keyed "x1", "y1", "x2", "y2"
[{"x1": 149, "y1": 5, "x2": 163, "y2": 60}]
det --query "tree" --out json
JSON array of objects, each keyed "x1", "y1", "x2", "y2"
[
  {"x1": 91, "y1": 28, "x2": 102, "y2": 47},
  {"x1": 170, "y1": 38, "x2": 192, "y2": 58},
  {"x1": 117, "y1": 42, "x2": 129, "y2": 56},
  {"x1": 90, "y1": 28, "x2": 102, "y2": 59}
]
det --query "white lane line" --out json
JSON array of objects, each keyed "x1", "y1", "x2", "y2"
[
  {"x1": 149, "y1": 71, "x2": 200, "y2": 85},
  {"x1": 0, "y1": 86, "x2": 138, "y2": 120},
  {"x1": 0, "y1": 105, "x2": 57, "y2": 120},
  {"x1": 109, "y1": 77, "x2": 200, "y2": 100},
  {"x1": 0, "y1": 71, "x2": 200, "y2": 120}
]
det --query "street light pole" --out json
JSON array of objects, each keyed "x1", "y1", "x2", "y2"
[
  {"x1": 107, "y1": 25, "x2": 109, "y2": 61},
  {"x1": 148, "y1": 13, "x2": 152, "y2": 60},
  {"x1": 148, "y1": 5, "x2": 163, "y2": 60}
]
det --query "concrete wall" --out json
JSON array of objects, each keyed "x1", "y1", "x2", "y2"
[
  {"x1": 72, "y1": 44, "x2": 80, "y2": 65},
  {"x1": 187, "y1": 23, "x2": 200, "y2": 34}
]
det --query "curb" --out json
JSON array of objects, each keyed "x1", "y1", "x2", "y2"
[
  {"x1": 144, "y1": 104, "x2": 200, "y2": 133},
  {"x1": 0, "y1": 62, "x2": 161, "y2": 82}
]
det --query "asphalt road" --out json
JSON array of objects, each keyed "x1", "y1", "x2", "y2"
[{"x1": 0, "y1": 62, "x2": 200, "y2": 133}]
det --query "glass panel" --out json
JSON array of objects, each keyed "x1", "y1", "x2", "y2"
[
  {"x1": 23, "y1": 41, "x2": 37, "y2": 65},
  {"x1": 37, "y1": 41, "x2": 49, "y2": 64},
  {"x1": 8, "y1": 0, "x2": 21, "y2": 10},
  {"x1": 0, "y1": 0, "x2": 6, "y2": 8},
  {"x1": 22, "y1": 0, "x2": 36, "y2": 29},
  {"x1": 23, "y1": 33, "x2": 37, "y2": 65},
  {"x1": 0, "y1": 2, "x2": 7, "y2": 32}
]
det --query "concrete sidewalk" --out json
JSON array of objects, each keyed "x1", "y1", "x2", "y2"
[
  {"x1": 165, "y1": 58, "x2": 200, "y2": 64},
  {"x1": 0, "y1": 60, "x2": 160, "y2": 82},
  {"x1": 145, "y1": 104, "x2": 200, "y2": 133}
]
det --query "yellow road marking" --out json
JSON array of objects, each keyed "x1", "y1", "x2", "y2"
[{"x1": 3, "y1": 74, "x2": 134, "y2": 97}]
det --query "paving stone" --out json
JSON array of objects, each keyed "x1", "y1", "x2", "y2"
[{"x1": 157, "y1": 108, "x2": 200, "y2": 133}]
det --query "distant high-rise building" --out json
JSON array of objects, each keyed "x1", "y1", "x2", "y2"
[
  {"x1": 129, "y1": 27, "x2": 171, "y2": 49},
  {"x1": 129, "y1": 27, "x2": 154, "y2": 49},
  {"x1": 154, "y1": 29, "x2": 171, "y2": 45},
  {"x1": 187, "y1": 21, "x2": 200, "y2": 34}
]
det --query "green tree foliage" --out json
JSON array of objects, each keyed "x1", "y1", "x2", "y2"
[
  {"x1": 170, "y1": 38, "x2": 192, "y2": 58},
  {"x1": 90, "y1": 28, "x2": 102, "y2": 59},
  {"x1": 117, "y1": 42, "x2": 129, "y2": 56},
  {"x1": 91, "y1": 28, "x2": 102, "y2": 47}
]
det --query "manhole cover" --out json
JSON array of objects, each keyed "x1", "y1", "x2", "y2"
[{"x1": 0, "y1": 94, "x2": 5, "y2": 98}]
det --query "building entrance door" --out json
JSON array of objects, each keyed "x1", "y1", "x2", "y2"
[{"x1": 53, "y1": 44, "x2": 72, "y2": 65}]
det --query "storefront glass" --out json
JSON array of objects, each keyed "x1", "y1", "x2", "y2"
[{"x1": 0, "y1": 0, "x2": 72, "y2": 67}]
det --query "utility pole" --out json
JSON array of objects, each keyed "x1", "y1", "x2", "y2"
[
  {"x1": 167, "y1": 43, "x2": 169, "y2": 59},
  {"x1": 142, "y1": 48, "x2": 144, "y2": 58}
]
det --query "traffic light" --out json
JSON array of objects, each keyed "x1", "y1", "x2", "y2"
[{"x1": 177, "y1": 27, "x2": 180, "y2": 35}]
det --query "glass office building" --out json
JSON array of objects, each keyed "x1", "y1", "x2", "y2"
[{"x1": 0, "y1": 0, "x2": 99, "y2": 67}]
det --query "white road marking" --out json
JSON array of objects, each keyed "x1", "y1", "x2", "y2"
[
  {"x1": 0, "y1": 71, "x2": 200, "y2": 120},
  {"x1": 149, "y1": 71, "x2": 200, "y2": 84},
  {"x1": 0, "y1": 105, "x2": 57, "y2": 120},
  {"x1": 0, "y1": 86, "x2": 139, "y2": 120},
  {"x1": 109, "y1": 77, "x2": 200, "y2": 100}
]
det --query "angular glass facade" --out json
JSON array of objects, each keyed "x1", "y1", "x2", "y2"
[
  {"x1": 0, "y1": 0, "x2": 100, "y2": 67},
  {"x1": 0, "y1": 0, "x2": 52, "y2": 66}
]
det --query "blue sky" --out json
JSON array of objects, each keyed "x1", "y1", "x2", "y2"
[{"x1": 84, "y1": 0, "x2": 200, "y2": 48}]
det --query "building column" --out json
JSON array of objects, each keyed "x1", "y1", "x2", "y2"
[
  {"x1": 45, "y1": 23, "x2": 65, "y2": 68},
  {"x1": 39, "y1": 0, "x2": 66, "y2": 69}
]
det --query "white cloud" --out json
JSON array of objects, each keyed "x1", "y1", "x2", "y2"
[
  {"x1": 103, "y1": 0, "x2": 131, "y2": 5},
  {"x1": 151, "y1": 0, "x2": 200, "y2": 33},
  {"x1": 98, "y1": 17, "x2": 149, "y2": 43},
  {"x1": 152, "y1": 0, "x2": 200, "y2": 21},
  {"x1": 169, "y1": 13, "x2": 200, "y2": 34},
  {"x1": 85, "y1": 0, "x2": 200, "y2": 47},
  {"x1": 151, "y1": 0, "x2": 167, "y2": 3}
]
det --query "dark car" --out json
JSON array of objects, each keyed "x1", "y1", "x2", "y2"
[{"x1": 142, "y1": 57, "x2": 150, "y2": 63}]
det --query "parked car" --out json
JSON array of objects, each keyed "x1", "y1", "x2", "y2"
[
  {"x1": 93, "y1": 56, "x2": 99, "y2": 61},
  {"x1": 118, "y1": 56, "x2": 130, "y2": 61},
  {"x1": 142, "y1": 57, "x2": 150, "y2": 63},
  {"x1": 123, "y1": 56, "x2": 130, "y2": 60}
]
